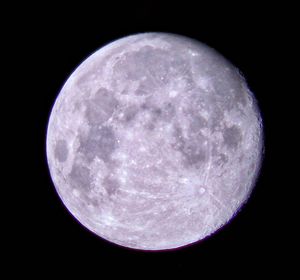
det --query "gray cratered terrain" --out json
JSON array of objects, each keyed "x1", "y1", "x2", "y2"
[{"x1": 46, "y1": 33, "x2": 263, "y2": 250}]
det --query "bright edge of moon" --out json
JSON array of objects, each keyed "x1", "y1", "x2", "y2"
[{"x1": 46, "y1": 32, "x2": 264, "y2": 251}]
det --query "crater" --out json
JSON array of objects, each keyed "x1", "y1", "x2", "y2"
[
  {"x1": 85, "y1": 87, "x2": 118, "y2": 125},
  {"x1": 79, "y1": 125, "x2": 117, "y2": 162},
  {"x1": 54, "y1": 140, "x2": 68, "y2": 162}
]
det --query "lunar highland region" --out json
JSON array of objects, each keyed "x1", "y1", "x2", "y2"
[{"x1": 47, "y1": 33, "x2": 263, "y2": 250}]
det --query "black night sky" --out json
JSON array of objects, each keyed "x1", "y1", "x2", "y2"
[{"x1": 11, "y1": 1, "x2": 294, "y2": 277}]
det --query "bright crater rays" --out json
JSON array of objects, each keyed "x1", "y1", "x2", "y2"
[{"x1": 46, "y1": 33, "x2": 263, "y2": 250}]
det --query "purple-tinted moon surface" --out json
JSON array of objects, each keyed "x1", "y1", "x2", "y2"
[{"x1": 46, "y1": 33, "x2": 263, "y2": 250}]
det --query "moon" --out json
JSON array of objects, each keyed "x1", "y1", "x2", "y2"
[{"x1": 46, "y1": 33, "x2": 263, "y2": 250}]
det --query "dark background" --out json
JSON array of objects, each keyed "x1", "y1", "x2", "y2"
[{"x1": 10, "y1": 1, "x2": 294, "y2": 276}]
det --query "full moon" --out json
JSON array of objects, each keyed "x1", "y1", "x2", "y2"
[{"x1": 46, "y1": 33, "x2": 263, "y2": 250}]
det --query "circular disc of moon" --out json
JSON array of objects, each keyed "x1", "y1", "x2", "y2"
[{"x1": 46, "y1": 33, "x2": 263, "y2": 250}]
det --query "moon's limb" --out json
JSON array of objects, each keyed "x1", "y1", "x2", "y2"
[{"x1": 46, "y1": 33, "x2": 263, "y2": 250}]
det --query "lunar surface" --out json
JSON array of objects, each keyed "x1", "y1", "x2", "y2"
[{"x1": 46, "y1": 33, "x2": 263, "y2": 250}]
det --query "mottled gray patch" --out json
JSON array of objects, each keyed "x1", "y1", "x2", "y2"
[
  {"x1": 190, "y1": 53, "x2": 247, "y2": 109},
  {"x1": 161, "y1": 103, "x2": 176, "y2": 121},
  {"x1": 234, "y1": 87, "x2": 247, "y2": 106},
  {"x1": 141, "y1": 105, "x2": 166, "y2": 130},
  {"x1": 54, "y1": 140, "x2": 68, "y2": 162},
  {"x1": 85, "y1": 88, "x2": 118, "y2": 125},
  {"x1": 134, "y1": 81, "x2": 152, "y2": 96},
  {"x1": 215, "y1": 153, "x2": 228, "y2": 166},
  {"x1": 144, "y1": 121, "x2": 156, "y2": 131},
  {"x1": 141, "y1": 103, "x2": 176, "y2": 128},
  {"x1": 76, "y1": 68, "x2": 96, "y2": 93},
  {"x1": 210, "y1": 108, "x2": 224, "y2": 131},
  {"x1": 213, "y1": 70, "x2": 247, "y2": 109},
  {"x1": 169, "y1": 56, "x2": 192, "y2": 79},
  {"x1": 189, "y1": 115, "x2": 208, "y2": 133},
  {"x1": 148, "y1": 107, "x2": 162, "y2": 126},
  {"x1": 113, "y1": 46, "x2": 168, "y2": 83},
  {"x1": 173, "y1": 127, "x2": 208, "y2": 166},
  {"x1": 136, "y1": 47, "x2": 171, "y2": 84},
  {"x1": 113, "y1": 46, "x2": 153, "y2": 81},
  {"x1": 223, "y1": 125, "x2": 242, "y2": 149},
  {"x1": 102, "y1": 176, "x2": 119, "y2": 196},
  {"x1": 171, "y1": 125, "x2": 184, "y2": 150},
  {"x1": 79, "y1": 125, "x2": 117, "y2": 162},
  {"x1": 69, "y1": 163, "x2": 91, "y2": 190},
  {"x1": 182, "y1": 142, "x2": 207, "y2": 166},
  {"x1": 140, "y1": 102, "x2": 151, "y2": 111},
  {"x1": 122, "y1": 105, "x2": 138, "y2": 123},
  {"x1": 152, "y1": 107, "x2": 162, "y2": 116},
  {"x1": 189, "y1": 89, "x2": 224, "y2": 132},
  {"x1": 114, "y1": 46, "x2": 194, "y2": 96}
]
